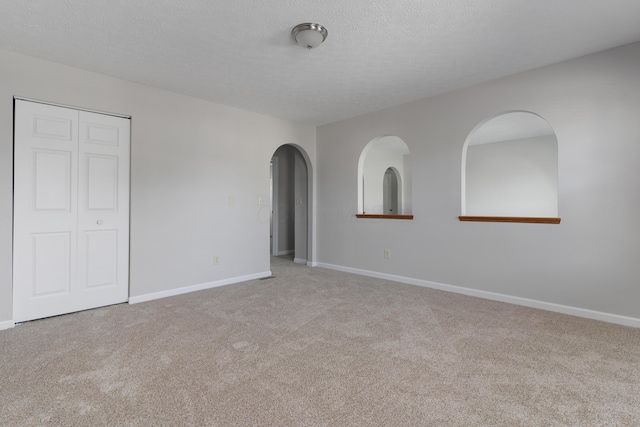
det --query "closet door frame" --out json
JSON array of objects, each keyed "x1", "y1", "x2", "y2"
[{"x1": 13, "y1": 98, "x2": 131, "y2": 322}]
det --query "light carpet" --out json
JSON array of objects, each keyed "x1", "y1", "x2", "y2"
[{"x1": 1, "y1": 256, "x2": 639, "y2": 426}]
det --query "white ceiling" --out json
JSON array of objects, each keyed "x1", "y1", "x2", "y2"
[{"x1": 1, "y1": 0, "x2": 640, "y2": 125}]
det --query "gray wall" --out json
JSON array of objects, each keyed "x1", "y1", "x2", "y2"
[
  {"x1": 316, "y1": 42, "x2": 640, "y2": 321},
  {"x1": 273, "y1": 145, "x2": 295, "y2": 253},
  {"x1": 0, "y1": 49, "x2": 316, "y2": 323},
  {"x1": 272, "y1": 144, "x2": 309, "y2": 261},
  {"x1": 362, "y1": 145, "x2": 406, "y2": 214},
  {"x1": 293, "y1": 149, "x2": 308, "y2": 262},
  {"x1": 466, "y1": 135, "x2": 558, "y2": 216}
]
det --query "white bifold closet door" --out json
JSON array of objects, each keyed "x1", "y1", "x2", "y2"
[{"x1": 13, "y1": 100, "x2": 130, "y2": 322}]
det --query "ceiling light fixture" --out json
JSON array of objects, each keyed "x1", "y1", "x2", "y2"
[{"x1": 291, "y1": 23, "x2": 328, "y2": 50}]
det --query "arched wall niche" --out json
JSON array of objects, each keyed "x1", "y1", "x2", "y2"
[
  {"x1": 357, "y1": 136, "x2": 413, "y2": 219},
  {"x1": 460, "y1": 111, "x2": 561, "y2": 224}
]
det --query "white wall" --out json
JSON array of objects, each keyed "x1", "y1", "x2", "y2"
[
  {"x1": 316, "y1": 42, "x2": 640, "y2": 323},
  {"x1": 0, "y1": 49, "x2": 315, "y2": 323},
  {"x1": 466, "y1": 135, "x2": 558, "y2": 216}
]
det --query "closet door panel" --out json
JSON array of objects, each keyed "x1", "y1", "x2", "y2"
[
  {"x1": 13, "y1": 100, "x2": 79, "y2": 321},
  {"x1": 13, "y1": 100, "x2": 130, "y2": 322}
]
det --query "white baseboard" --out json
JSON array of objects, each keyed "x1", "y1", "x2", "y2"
[
  {"x1": 293, "y1": 258, "x2": 307, "y2": 265},
  {"x1": 0, "y1": 320, "x2": 16, "y2": 331},
  {"x1": 315, "y1": 262, "x2": 640, "y2": 328},
  {"x1": 129, "y1": 271, "x2": 272, "y2": 305},
  {"x1": 276, "y1": 250, "x2": 294, "y2": 256}
]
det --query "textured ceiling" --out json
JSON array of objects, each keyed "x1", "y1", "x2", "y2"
[{"x1": 1, "y1": 0, "x2": 640, "y2": 125}]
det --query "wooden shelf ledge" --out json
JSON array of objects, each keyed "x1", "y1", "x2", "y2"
[
  {"x1": 459, "y1": 216, "x2": 561, "y2": 224},
  {"x1": 356, "y1": 214, "x2": 414, "y2": 220}
]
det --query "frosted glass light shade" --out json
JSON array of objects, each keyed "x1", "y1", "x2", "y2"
[
  {"x1": 291, "y1": 23, "x2": 328, "y2": 49},
  {"x1": 295, "y1": 30, "x2": 324, "y2": 49}
]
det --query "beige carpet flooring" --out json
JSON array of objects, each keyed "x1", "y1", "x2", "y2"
[{"x1": 1, "y1": 256, "x2": 639, "y2": 426}]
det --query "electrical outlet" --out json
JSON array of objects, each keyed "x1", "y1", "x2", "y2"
[
  {"x1": 258, "y1": 196, "x2": 265, "y2": 205},
  {"x1": 296, "y1": 197, "x2": 303, "y2": 206},
  {"x1": 213, "y1": 255, "x2": 220, "y2": 265},
  {"x1": 228, "y1": 196, "x2": 235, "y2": 206},
  {"x1": 384, "y1": 249, "x2": 391, "y2": 259}
]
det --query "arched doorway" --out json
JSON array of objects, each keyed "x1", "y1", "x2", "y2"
[
  {"x1": 383, "y1": 167, "x2": 401, "y2": 214},
  {"x1": 270, "y1": 144, "x2": 311, "y2": 264}
]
